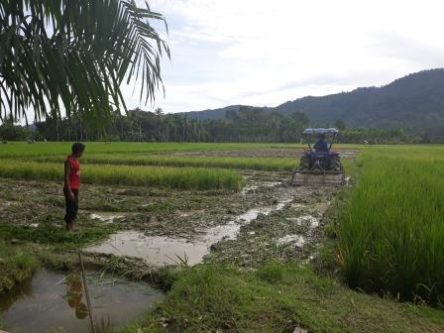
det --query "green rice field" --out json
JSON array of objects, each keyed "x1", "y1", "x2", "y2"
[
  {"x1": 0, "y1": 142, "x2": 304, "y2": 157},
  {"x1": 0, "y1": 142, "x2": 299, "y2": 190},
  {"x1": 0, "y1": 160, "x2": 243, "y2": 190},
  {"x1": 0, "y1": 142, "x2": 443, "y2": 332},
  {"x1": 335, "y1": 145, "x2": 444, "y2": 305},
  {"x1": 30, "y1": 154, "x2": 297, "y2": 171}
]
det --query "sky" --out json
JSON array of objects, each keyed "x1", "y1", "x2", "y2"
[{"x1": 120, "y1": 0, "x2": 444, "y2": 114}]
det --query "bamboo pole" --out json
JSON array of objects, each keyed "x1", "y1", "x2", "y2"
[{"x1": 78, "y1": 253, "x2": 96, "y2": 333}]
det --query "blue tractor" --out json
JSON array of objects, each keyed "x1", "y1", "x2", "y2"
[{"x1": 291, "y1": 128, "x2": 344, "y2": 186}]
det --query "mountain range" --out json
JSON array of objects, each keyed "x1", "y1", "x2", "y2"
[{"x1": 183, "y1": 69, "x2": 444, "y2": 134}]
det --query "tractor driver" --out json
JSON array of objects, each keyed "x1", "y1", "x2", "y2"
[{"x1": 314, "y1": 134, "x2": 329, "y2": 153}]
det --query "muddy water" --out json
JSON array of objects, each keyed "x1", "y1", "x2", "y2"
[
  {"x1": 240, "y1": 181, "x2": 281, "y2": 195},
  {"x1": 0, "y1": 269, "x2": 163, "y2": 333},
  {"x1": 277, "y1": 234, "x2": 306, "y2": 247},
  {"x1": 86, "y1": 231, "x2": 209, "y2": 266},
  {"x1": 86, "y1": 196, "x2": 293, "y2": 267},
  {"x1": 286, "y1": 215, "x2": 319, "y2": 228},
  {"x1": 90, "y1": 212, "x2": 128, "y2": 223}
]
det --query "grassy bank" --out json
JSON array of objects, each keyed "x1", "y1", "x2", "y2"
[
  {"x1": 0, "y1": 242, "x2": 39, "y2": 294},
  {"x1": 0, "y1": 160, "x2": 243, "y2": 191},
  {"x1": 335, "y1": 146, "x2": 444, "y2": 305},
  {"x1": 119, "y1": 263, "x2": 444, "y2": 333}
]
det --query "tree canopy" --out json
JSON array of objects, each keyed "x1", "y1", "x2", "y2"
[{"x1": 0, "y1": 0, "x2": 169, "y2": 124}]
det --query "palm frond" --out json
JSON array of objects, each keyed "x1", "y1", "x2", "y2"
[{"x1": 0, "y1": 0, "x2": 169, "y2": 125}]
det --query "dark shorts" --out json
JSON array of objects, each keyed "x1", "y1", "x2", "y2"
[{"x1": 64, "y1": 188, "x2": 79, "y2": 224}]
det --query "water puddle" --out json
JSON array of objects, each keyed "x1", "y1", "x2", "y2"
[
  {"x1": 86, "y1": 197, "x2": 293, "y2": 267},
  {"x1": 240, "y1": 181, "x2": 282, "y2": 195},
  {"x1": 90, "y1": 212, "x2": 128, "y2": 223},
  {"x1": 86, "y1": 231, "x2": 208, "y2": 266},
  {"x1": 277, "y1": 234, "x2": 306, "y2": 247},
  {"x1": 0, "y1": 269, "x2": 163, "y2": 333},
  {"x1": 240, "y1": 185, "x2": 258, "y2": 195},
  {"x1": 291, "y1": 203, "x2": 305, "y2": 209},
  {"x1": 200, "y1": 198, "x2": 292, "y2": 243},
  {"x1": 286, "y1": 215, "x2": 319, "y2": 228}
]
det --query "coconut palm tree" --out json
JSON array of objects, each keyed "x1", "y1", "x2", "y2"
[{"x1": 0, "y1": 0, "x2": 169, "y2": 125}]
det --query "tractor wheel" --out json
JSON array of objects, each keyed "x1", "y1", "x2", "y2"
[
  {"x1": 329, "y1": 155, "x2": 343, "y2": 172},
  {"x1": 299, "y1": 155, "x2": 310, "y2": 170}
]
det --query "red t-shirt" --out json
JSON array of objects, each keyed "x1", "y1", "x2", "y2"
[{"x1": 66, "y1": 155, "x2": 81, "y2": 189}]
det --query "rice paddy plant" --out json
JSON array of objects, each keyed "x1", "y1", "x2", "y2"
[
  {"x1": 336, "y1": 146, "x2": 444, "y2": 305},
  {"x1": 30, "y1": 154, "x2": 296, "y2": 171},
  {"x1": 0, "y1": 142, "x2": 304, "y2": 157},
  {"x1": 0, "y1": 160, "x2": 243, "y2": 191}
]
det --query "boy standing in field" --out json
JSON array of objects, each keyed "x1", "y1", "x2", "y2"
[{"x1": 64, "y1": 143, "x2": 85, "y2": 231}]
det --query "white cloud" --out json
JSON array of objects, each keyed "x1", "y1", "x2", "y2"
[{"x1": 123, "y1": 0, "x2": 444, "y2": 113}]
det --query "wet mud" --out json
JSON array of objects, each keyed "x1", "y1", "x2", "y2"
[
  {"x1": 84, "y1": 173, "x2": 338, "y2": 268},
  {"x1": 0, "y1": 168, "x2": 339, "y2": 269}
]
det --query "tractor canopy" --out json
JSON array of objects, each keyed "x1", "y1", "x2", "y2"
[
  {"x1": 303, "y1": 128, "x2": 338, "y2": 135},
  {"x1": 302, "y1": 128, "x2": 339, "y2": 152}
]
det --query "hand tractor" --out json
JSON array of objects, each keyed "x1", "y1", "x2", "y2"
[{"x1": 291, "y1": 128, "x2": 345, "y2": 186}]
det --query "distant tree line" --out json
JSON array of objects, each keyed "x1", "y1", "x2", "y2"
[{"x1": 0, "y1": 107, "x2": 440, "y2": 143}]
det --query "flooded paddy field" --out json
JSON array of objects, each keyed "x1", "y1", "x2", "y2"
[
  {"x1": 0, "y1": 143, "x2": 346, "y2": 332},
  {"x1": 5, "y1": 143, "x2": 441, "y2": 333},
  {"x1": 0, "y1": 170, "x2": 337, "y2": 269}
]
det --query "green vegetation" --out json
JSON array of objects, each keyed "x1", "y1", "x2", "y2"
[
  {"x1": 0, "y1": 160, "x2": 243, "y2": 191},
  {"x1": 1, "y1": 143, "x2": 443, "y2": 333},
  {"x1": 0, "y1": 242, "x2": 39, "y2": 294},
  {"x1": 0, "y1": 142, "x2": 303, "y2": 157},
  {"x1": 30, "y1": 106, "x2": 310, "y2": 142},
  {"x1": 1, "y1": 1, "x2": 168, "y2": 121},
  {"x1": 32, "y1": 154, "x2": 296, "y2": 171},
  {"x1": 120, "y1": 263, "x2": 444, "y2": 333},
  {"x1": 335, "y1": 146, "x2": 444, "y2": 305},
  {"x1": 0, "y1": 217, "x2": 119, "y2": 247},
  {"x1": 14, "y1": 68, "x2": 444, "y2": 144},
  {"x1": 275, "y1": 69, "x2": 444, "y2": 142}
]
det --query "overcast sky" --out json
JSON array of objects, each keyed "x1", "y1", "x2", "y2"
[{"x1": 123, "y1": 0, "x2": 444, "y2": 113}]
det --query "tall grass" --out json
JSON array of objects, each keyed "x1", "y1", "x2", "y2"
[
  {"x1": 336, "y1": 146, "x2": 444, "y2": 305},
  {"x1": 0, "y1": 160, "x2": 243, "y2": 191}
]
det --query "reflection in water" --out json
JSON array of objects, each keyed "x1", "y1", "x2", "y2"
[
  {"x1": 0, "y1": 269, "x2": 164, "y2": 333},
  {"x1": 65, "y1": 270, "x2": 89, "y2": 320},
  {"x1": 0, "y1": 276, "x2": 33, "y2": 313}
]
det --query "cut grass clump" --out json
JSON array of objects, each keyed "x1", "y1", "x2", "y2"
[
  {"x1": 335, "y1": 146, "x2": 444, "y2": 305},
  {"x1": 0, "y1": 217, "x2": 119, "y2": 246},
  {"x1": 0, "y1": 160, "x2": 243, "y2": 191}
]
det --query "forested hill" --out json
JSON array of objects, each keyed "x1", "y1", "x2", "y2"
[
  {"x1": 184, "y1": 105, "x2": 273, "y2": 121},
  {"x1": 7, "y1": 69, "x2": 444, "y2": 143},
  {"x1": 184, "y1": 69, "x2": 444, "y2": 134}
]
